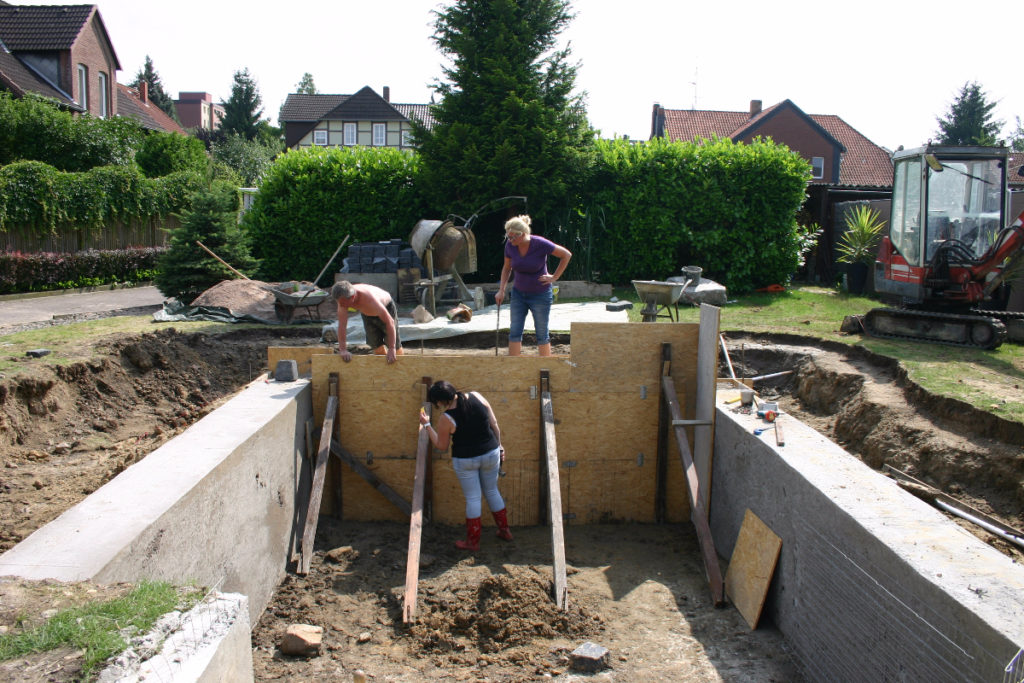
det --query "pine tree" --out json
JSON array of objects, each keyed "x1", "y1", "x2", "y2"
[
  {"x1": 1009, "y1": 116, "x2": 1024, "y2": 152},
  {"x1": 414, "y1": 0, "x2": 593, "y2": 226},
  {"x1": 935, "y1": 82, "x2": 1003, "y2": 146},
  {"x1": 130, "y1": 56, "x2": 180, "y2": 123},
  {"x1": 220, "y1": 68, "x2": 264, "y2": 141},
  {"x1": 295, "y1": 73, "x2": 318, "y2": 95},
  {"x1": 155, "y1": 182, "x2": 259, "y2": 304}
]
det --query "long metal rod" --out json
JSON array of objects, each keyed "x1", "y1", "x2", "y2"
[
  {"x1": 719, "y1": 334, "x2": 736, "y2": 379},
  {"x1": 934, "y1": 500, "x2": 1024, "y2": 550}
]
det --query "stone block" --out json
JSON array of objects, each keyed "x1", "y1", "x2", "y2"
[
  {"x1": 274, "y1": 359, "x2": 298, "y2": 382},
  {"x1": 570, "y1": 641, "x2": 610, "y2": 672}
]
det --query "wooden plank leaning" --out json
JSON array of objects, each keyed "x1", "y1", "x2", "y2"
[
  {"x1": 403, "y1": 379, "x2": 432, "y2": 623},
  {"x1": 298, "y1": 373, "x2": 338, "y2": 575},
  {"x1": 660, "y1": 356, "x2": 726, "y2": 606},
  {"x1": 329, "y1": 440, "x2": 412, "y2": 517},
  {"x1": 540, "y1": 370, "x2": 569, "y2": 610}
]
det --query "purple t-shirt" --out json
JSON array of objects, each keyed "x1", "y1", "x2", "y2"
[{"x1": 504, "y1": 235, "x2": 556, "y2": 294}]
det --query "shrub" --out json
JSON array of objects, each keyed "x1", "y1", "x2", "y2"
[
  {"x1": 0, "y1": 92, "x2": 143, "y2": 171},
  {"x1": 582, "y1": 136, "x2": 810, "y2": 293},
  {"x1": 211, "y1": 133, "x2": 281, "y2": 187},
  {"x1": 243, "y1": 146, "x2": 425, "y2": 281},
  {"x1": 0, "y1": 248, "x2": 163, "y2": 294},
  {"x1": 135, "y1": 131, "x2": 209, "y2": 178},
  {"x1": 155, "y1": 182, "x2": 258, "y2": 303}
]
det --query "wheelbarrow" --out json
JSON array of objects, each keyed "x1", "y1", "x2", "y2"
[
  {"x1": 632, "y1": 280, "x2": 685, "y2": 322},
  {"x1": 268, "y1": 283, "x2": 331, "y2": 323}
]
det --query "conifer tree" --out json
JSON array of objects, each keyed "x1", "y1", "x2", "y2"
[
  {"x1": 155, "y1": 182, "x2": 258, "y2": 304},
  {"x1": 130, "y1": 56, "x2": 180, "y2": 123},
  {"x1": 413, "y1": 0, "x2": 593, "y2": 225},
  {"x1": 220, "y1": 68, "x2": 264, "y2": 141},
  {"x1": 295, "y1": 73, "x2": 318, "y2": 95},
  {"x1": 935, "y1": 82, "x2": 1003, "y2": 146}
]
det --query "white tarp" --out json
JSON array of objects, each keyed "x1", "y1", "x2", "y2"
[{"x1": 321, "y1": 301, "x2": 628, "y2": 344}]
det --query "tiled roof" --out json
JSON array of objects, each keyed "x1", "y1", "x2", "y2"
[
  {"x1": 392, "y1": 103, "x2": 435, "y2": 129},
  {"x1": 0, "y1": 41, "x2": 77, "y2": 107},
  {"x1": 0, "y1": 3, "x2": 117, "y2": 69},
  {"x1": 1010, "y1": 151, "x2": 1023, "y2": 188},
  {"x1": 660, "y1": 101, "x2": 893, "y2": 188},
  {"x1": 116, "y1": 82, "x2": 184, "y2": 134},
  {"x1": 279, "y1": 87, "x2": 435, "y2": 129},
  {"x1": 278, "y1": 93, "x2": 347, "y2": 122}
]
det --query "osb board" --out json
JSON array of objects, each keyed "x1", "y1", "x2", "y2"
[
  {"x1": 267, "y1": 346, "x2": 334, "y2": 378},
  {"x1": 305, "y1": 322, "x2": 701, "y2": 525},
  {"x1": 724, "y1": 509, "x2": 782, "y2": 630}
]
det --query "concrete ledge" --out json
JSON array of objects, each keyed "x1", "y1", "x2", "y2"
[
  {"x1": 0, "y1": 377, "x2": 312, "y2": 625},
  {"x1": 710, "y1": 399, "x2": 1024, "y2": 681}
]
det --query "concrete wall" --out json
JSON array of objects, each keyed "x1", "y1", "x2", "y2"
[
  {"x1": 709, "y1": 393, "x2": 1024, "y2": 681},
  {"x1": 0, "y1": 377, "x2": 312, "y2": 624}
]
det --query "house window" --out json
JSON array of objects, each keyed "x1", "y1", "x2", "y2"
[
  {"x1": 344, "y1": 122, "x2": 357, "y2": 146},
  {"x1": 313, "y1": 129, "x2": 328, "y2": 146},
  {"x1": 373, "y1": 123, "x2": 386, "y2": 146},
  {"x1": 401, "y1": 130, "x2": 413, "y2": 148},
  {"x1": 811, "y1": 156, "x2": 825, "y2": 179},
  {"x1": 97, "y1": 72, "x2": 108, "y2": 118},
  {"x1": 77, "y1": 64, "x2": 88, "y2": 110}
]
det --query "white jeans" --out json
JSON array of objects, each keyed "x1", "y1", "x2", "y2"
[{"x1": 451, "y1": 448, "x2": 504, "y2": 518}]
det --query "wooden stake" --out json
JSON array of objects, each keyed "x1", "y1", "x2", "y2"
[
  {"x1": 403, "y1": 380, "x2": 432, "y2": 623},
  {"x1": 298, "y1": 373, "x2": 337, "y2": 575},
  {"x1": 540, "y1": 370, "x2": 568, "y2": 610}
]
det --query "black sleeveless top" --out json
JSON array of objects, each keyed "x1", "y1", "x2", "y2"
[{"x1": 445, "y1": 392, "x2": 500, "y2": 459}]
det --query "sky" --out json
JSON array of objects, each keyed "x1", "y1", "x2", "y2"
[{"x1": 28, "y1": 0, "x2": 1023, "y2": 152}]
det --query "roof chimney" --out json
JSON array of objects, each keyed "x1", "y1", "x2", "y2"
[
  {"x1": 140, "y1": 81, "x2": 149, "y2": 104},
  {"x1": 383, "y1": 86, "x2": 390, "y2": 102},
  {"x1": 749, "y1": 99, "x2": 761, "y2": 117}
]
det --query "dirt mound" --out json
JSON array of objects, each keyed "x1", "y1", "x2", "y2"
[
  {"x1": 409, "y1": 566, "x2": 602, "y2": 656},
  {"x1": 190, "y1": 279, "x2": 279, "y2": 319}
]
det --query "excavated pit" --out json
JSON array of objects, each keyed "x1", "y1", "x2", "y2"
[{"x1": 1, "y1": 324, "x2": 1022, "y2": 681}]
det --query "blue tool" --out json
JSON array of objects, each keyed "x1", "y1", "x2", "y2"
[{"x1": 753, "y1": 427, "x2": 768, "y2": 436}]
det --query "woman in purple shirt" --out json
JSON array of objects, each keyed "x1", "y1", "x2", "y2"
[{"x1": 494, "y1": 215, "x2": 572, "y2": 356}]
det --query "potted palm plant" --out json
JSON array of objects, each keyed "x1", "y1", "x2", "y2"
[{"x1": 836, "y1": 205, "x2": 884, "y2": 294}]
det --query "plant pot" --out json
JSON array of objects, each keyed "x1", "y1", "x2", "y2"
[{"x1": 847, "y1": 262, "x2": 869, "y2": 294}]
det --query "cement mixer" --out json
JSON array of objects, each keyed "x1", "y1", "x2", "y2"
[{"x1": 408, "y1": 196, "x2": 526, "y2": 314}]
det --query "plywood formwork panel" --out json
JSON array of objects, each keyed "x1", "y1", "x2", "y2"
[
  {"x1": 268, "y1": 346, "x2": 334, "y2": 378},
  {"x1": 273, "y1": 322, "x2": 708, "y2": 525}
]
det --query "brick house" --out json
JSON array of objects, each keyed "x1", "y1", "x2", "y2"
[
  {"x1": 0, "y1": 2, "x2": 119, "y2": 118},
  {"x1": 278, "y1": 85, "x2": 434, "y2": 150},
  {"x1": 117, "y1": 81, "x2": 184, "y2": 134},
  {"x1": 174, "y1": 91, "x2": 224, "y2": 131},
  {"x1": 652, "y1": 99, "x2": 894, "y2": 282}
]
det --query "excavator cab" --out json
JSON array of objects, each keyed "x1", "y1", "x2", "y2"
[
  {"x1": 876, "y1": 145, "x2": 1009, "y2": 305},
  {"x1": 863, "y1": 145, "x2": 1024, "y2": 348}
]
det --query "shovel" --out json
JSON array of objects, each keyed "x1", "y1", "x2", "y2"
[{"x1": 297, "y1": 234, "x2": 350, "y2": 305}]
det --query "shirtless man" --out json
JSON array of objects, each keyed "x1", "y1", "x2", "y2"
[{"x1": 331, "y1": 281, "x2": 403, "y2": 363}]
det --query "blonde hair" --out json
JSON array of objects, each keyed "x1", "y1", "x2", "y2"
[{"x1": 504, "y1": 215, "x2": 532, "y2": 237}]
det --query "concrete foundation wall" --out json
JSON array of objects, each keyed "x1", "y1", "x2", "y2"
[
  {"x1": 709, "y1": 395, "x2": 1024, "y2": 681},
  {"x1": 0, "y1": 378, "x2": 312, "y2": 624}
]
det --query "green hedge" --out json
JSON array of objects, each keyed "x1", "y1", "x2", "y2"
[
  {"x1": 0, "y1": 247, "x2": 164, "y2": 294},
  {"x1": 243, "y1": 146, "x2": 426, "y2": 281},
  {"x1": 0, "y1": 161, "x2": 203, "y2": 234},
  {"x1": 582, "y1": 136, "x2": 811, "y2": 293}
]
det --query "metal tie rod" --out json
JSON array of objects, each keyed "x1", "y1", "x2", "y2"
[{"x1": 672, "y1": 419, "x2": 713, "y2": 426}]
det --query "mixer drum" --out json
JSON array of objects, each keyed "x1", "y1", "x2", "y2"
[{"x1": 408, "y1": 219, "x2": 477, "y2": 273}]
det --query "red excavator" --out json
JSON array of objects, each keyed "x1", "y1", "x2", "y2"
[{"x1": 860, "y1": 145, "x2": 1024, "y2": 349}]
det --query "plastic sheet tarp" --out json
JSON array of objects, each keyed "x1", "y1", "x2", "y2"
[
  {"x1": 321, "y1": 301, "x2": 628, "y2": 344},
  {"x1": 153, "y1": 301, "x2": 326, "y2": 326}
]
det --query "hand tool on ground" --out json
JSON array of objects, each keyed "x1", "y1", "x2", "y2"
[
  {"x1": 753, "y1": 427, "x2": 769, "y2": 436},
  {"x1": 298, "y1": 234, "x2": 350, "y2": 304}
]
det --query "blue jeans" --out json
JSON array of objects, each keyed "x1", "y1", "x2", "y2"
[
  {"x1": 509, "y1": 287, "x2": 553, "y2": 345},
  {"x1": 452, "y1": 448, "x2": 504, "y2": 518}
]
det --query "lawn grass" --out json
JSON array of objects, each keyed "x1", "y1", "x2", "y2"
[{"x1": 0, "y1": 581, "x2": 202, "y2": 680}]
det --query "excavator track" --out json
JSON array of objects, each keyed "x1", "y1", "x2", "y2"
[
  {"x1": 974, "y1": 309, "x2": 1024, "y2": 345},
  {"x1": 863, "y1": 308, "x2": 1007, "y2": 350}
]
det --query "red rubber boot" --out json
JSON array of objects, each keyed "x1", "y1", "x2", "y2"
[
  {"x1": 492, "y1": 508, "x2": 513, "y2": 541},
  {"x1": 455, "y1": 517, "x2": 482, "y2": 551}
]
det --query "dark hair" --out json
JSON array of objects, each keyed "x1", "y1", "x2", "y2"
[{"x1": 427, "y1": 380, "x2": 457, "y2": 405}]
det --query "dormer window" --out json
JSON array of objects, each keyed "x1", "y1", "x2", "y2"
[
  {"x1": 811, "y1": 156, "x2": 824, "y2": 180},
  {"x1": 77, "y1": 64, "x2": 88, "y2": 110}
]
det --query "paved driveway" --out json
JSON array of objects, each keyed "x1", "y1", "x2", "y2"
[{"x1": 0, "y1": 286, "x2": 165, "y2": 328}]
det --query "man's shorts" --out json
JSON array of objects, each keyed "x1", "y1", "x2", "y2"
[{"x1": 361, "y1": 300, "x2": 402, "y2": 350}]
